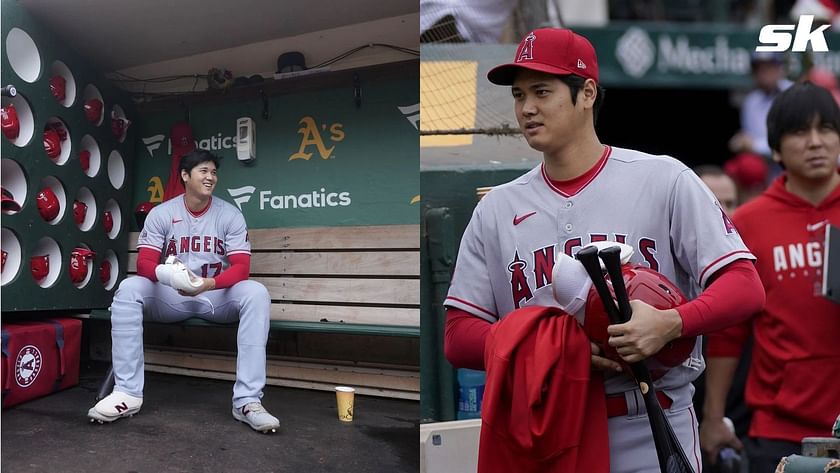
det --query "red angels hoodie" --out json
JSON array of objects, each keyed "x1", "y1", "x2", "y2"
[{"x1": 707, "y1": 175, "x2": 840, "y2": 442}]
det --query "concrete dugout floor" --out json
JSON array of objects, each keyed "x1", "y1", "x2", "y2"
[{"x1": 1, "y1": 361, "x2": 419, "y2": 473}]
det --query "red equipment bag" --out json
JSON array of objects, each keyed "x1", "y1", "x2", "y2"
[{"x1": 1, "y1": 318, "x2": 82, "y2": 408}]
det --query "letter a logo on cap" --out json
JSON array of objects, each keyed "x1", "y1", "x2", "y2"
[
  {"x1": 517, "y1": 32, "x2": 537, "y2": 62},
  {"x1": 577, "y1": 59, "x2": 587, "y2": 69}
]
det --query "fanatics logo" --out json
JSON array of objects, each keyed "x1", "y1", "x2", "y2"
[{"x1": 15, "y1": 345, "x2": 42, "y2": 388}]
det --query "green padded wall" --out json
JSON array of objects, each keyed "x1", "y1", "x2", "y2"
[{"x1": 1, "y1": 1, "x2": 136, "y2": 311}]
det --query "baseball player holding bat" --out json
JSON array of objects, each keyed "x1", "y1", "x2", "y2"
[
  {"x1": 443, "y1": 28, "x2": 766, "y2": 472},
  {"x1": 88, "y1": 149, "x2": 280, "y2": 434}
]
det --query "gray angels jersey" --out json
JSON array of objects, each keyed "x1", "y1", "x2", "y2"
[
  {"x1": 445, "y1": 146, "x2": 755, "y2": 393},
  {"x1": 137, "y1": 196, "x2": 251, "y2": 278}
]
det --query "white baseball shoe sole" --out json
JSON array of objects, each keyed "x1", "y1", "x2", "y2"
[
  {"x1": 88, "y1": 391, "x2": 143, "y2": 424},
  {"x1": 232, "y1": 402, "x2": 280, "y2": 433}
]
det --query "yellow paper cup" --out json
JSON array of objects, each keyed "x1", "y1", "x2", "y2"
[{"x1": 335, "y1": 386, "x2": 355, "y2": 422}]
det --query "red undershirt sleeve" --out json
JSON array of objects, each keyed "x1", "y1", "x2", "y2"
[
  {"x1": 445, "y1": 307, "x2": 492, "y2": 370},
  {"x1": 212, "y1": 253, "x2": 251, "y2": 289},
  {"x1": 136, "y1": 247, "x2": 161, "y2": 282},
  {"x1": 676, "y1": 258, "x2": 765, "y2": 338}
]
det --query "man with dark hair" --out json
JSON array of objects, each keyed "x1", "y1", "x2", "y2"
[
  {"x1": 702, "y1": 82, "x2": 840, "y2": 472},
  {"x1": 88, "y1": 149, "x2": 280, "y2": 434},
  {"x1": 444, "y1": 28, "x2": 765, "y2": 472}
]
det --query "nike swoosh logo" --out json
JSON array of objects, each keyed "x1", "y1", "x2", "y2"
[
  {"x1": 806, "y1": 220, "x2": 829, "y2": 232},
  {"x1": 513, "y1": 212, "x2": 537, "y2": 226},
  {"x1": 172, "y1": 219, "x2": 183, "y2": 224}
]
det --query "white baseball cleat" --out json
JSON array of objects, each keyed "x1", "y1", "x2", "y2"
[
  {"x1": 87, "y1": 391, "x2": 143, "y2": 423},
  {"x1": 232, "y1": 402, "x2": 280, "y2": 434}
]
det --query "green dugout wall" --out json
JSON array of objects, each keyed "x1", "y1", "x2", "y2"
[{"x1": 131, "y1": 61, "x2": 420, "y2": 231}]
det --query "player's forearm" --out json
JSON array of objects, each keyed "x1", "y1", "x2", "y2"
[
  {"x1": 444, "y1": 308, "x2": 491, "y2": 370},
  {"x1": 212, "y1": 254, "x2": 250, "y2": 289},
  {"x1": 702, "y1": 356, "x2": 740, "y2": 420},
  {"x1": 676, "y1": 259, "x2": 764, "y2": 337},
  {"x1": 136, "y1": 247, "x2": 162, "y2": 282}
]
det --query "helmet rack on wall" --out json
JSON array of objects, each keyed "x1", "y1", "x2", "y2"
[{"x1": 1, "y1": 6, "x2": 135, "y2": 312}]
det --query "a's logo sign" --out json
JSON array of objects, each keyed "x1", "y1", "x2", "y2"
[
  {"x1": 616, "y1": 27, "x2": 656, "y2": 78},
  {"x1": 398, "y1": 104, "x2": 420, "y2": 130},
  {"x1": 757, "y1": 15, "x2": 830, "y2": 52},
  {"x1": 15, "y1": 345, "x2": 42, "y2": 387},
  {"x1": 227, "y1": 186, "x2": 257, "y2": 210},
  {"x1": 142, "y1": 134, "x2": 166, "y2": 157},
  {"x1": 518, "y1": 32, "x2": 536, "y2": 62},
  {"x1": 289, "y1": 116, "x2": 345, "y2": 161}
]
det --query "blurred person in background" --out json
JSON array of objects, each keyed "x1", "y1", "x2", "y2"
[
  {"x1": 420, "y1": 0, "x2": 517, "y2": 43},
  {"x1": 701, "y1": 82, "x2": 840, "y2": 473},
  {"x1": 694, "y1": 165, "x2": 739, "y2": 216},
  {"x1": 724, "y1": 152, "x2": 770, "y2": 205},
  {"x1": 729, "y1": 52, "x2": 792, "y2": 178}
]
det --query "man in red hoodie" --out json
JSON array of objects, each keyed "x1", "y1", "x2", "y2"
[{"x1": 701, "y1": 82, "x2": 840, "y2": 472}]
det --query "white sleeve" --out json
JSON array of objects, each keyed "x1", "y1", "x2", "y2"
[
  {"x1": 669, "y1": 170, "x2": 755, "y2": 287},
  {"x1": 225, "y1": 210, "x2": 251, "y2": 256},
  {"x1": 444, "y1": 204, "x2": 498, "y2": 322},
  {"x1": 137, "y1": 206, "x2": 168, "y2": 252}
]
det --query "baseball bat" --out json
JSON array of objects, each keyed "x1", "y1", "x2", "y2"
[{"x1": 576, "y1": 246, "x2": 694, "y2": 473}]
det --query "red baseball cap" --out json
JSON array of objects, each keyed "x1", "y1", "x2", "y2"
[
  {"x1": 724, "y1": 152, "x2": 769, "y2": 190},
  {"x1": 487, "y1": 28, "x2": 599, "y2": 86},
  {"x1": 170, "y1": 121, "x2": 196, "y2": 155},
  {"x1": 1, "y1": 187, "x2": 21, "y2": 212}
]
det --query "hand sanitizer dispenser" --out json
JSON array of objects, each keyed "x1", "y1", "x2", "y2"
[{"x1": 236, "y1": 117, "x2": 255, "y2": 162}]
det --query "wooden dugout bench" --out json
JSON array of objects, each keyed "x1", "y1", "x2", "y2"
[{"x1": 88, "y1": 224, "x2": 420, "y2": 399}]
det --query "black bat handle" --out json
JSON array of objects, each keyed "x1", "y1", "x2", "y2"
[
  {"x1": 576, "y1": 246, "x2": 622, "y2": 325},
  {"x1": 599, "y1": 246, "x2": 633, "y2": 324}
]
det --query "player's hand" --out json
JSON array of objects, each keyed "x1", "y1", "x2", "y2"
[
  {"x1": 589, "y1": 342, "x2": 623, "y2": 374},
  {"x1": 606, "y1": 299, "x2": 683, "y2": 363},
  {"x1": 699, "y1": 417, "x2": 743, "y2": 464},
  {"x1": 178, "y1": 277, "x2": 215, "y2": 297}
]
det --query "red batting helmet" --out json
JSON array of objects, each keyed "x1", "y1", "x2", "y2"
[
  {"x1": 44, "y1": 128, "x2": 61, "y2": 160},
  {"x1": 1, "y1": 187, "x2": 22, "y2": 213},
  {"x1": 103, "y1": 210, "x2": 113, "y2": 233},
  {"x1": 111, "y1": 114, "x2": 130, "y2": 140},
  {"x1": 37, "y1": 187, "x2": 60, "y2": 221},
  {"x1": 79, "y1": 149, "x2": 91, "y2": 172},
  {"x1": 99, "y1": 259, "x2": 111, "y2": 285},
  {"x1": 49, "y1": 75, "x2": 66, "y2": 102},
  {"x1": 134, "y1": 201, "x2": 154, "y2": 228},
  {"x1": 69, "y1": 247, "x2": 96, "y2": 283},
  {"x1": 84, "y1": 98, "x2": 103, "y2": 124},
  {"x1": 584, "y1": 264, "x2": 696, "y2": 371},
  {"x1": 1, "y1": 103, "x2": 20, "y2": 140},
  {"x1": 30, "y1": 254, "x2": 49, "y2": 282},
  {"x1": 73, "y1": 200, "x2": 88, "y2": 226}
]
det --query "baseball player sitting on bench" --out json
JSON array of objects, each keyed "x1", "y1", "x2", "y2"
[
  {"x1": 443, "y1": 28, "x2": 766, "y2": 472},
  {"x1": 88, "y1": 149, "x2": 279, "y2": 434}
]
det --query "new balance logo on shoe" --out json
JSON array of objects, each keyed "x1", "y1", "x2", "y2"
[{"x1": 115, "y1": 402, "x2": 128, "y2": 413}]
